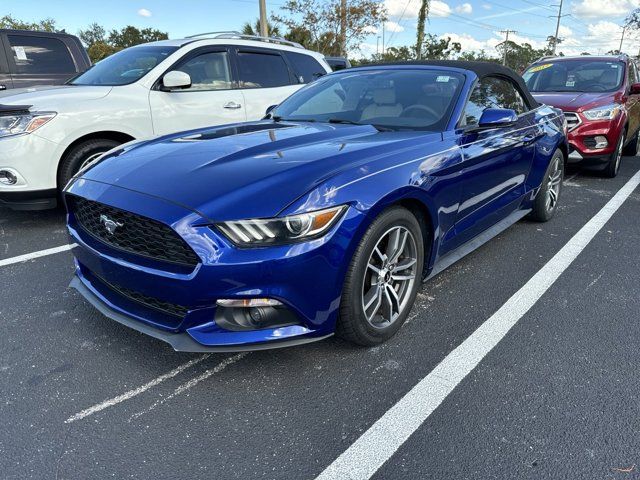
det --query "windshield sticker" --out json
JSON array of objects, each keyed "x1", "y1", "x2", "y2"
[
  {"x1": 565, "y1": 75, "x2": 576, "y2": 87},
  {"x1": 13, "y1": 46, "x2": 27, "y2": 61},
  {"x1": 529, "y1": 63, "x2": 553, "y2": 73},
  {"x1": 436, "y1": 75, "x2": 450, "y2": 82}
]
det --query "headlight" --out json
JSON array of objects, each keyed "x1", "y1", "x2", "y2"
[
  {"x1": 216, "y1": 205, "x2": 347, "y2": 247},
  {"x1": 0, "y1": 112, "x2": 56, "y2": 138},
  {"x1": 582, "y1": 104, "x2": 622, "y2": 121}
]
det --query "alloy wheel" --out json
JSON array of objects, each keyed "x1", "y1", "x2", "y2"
[
  {"x1": 614, "y1": 134, "x2": 625, "y2": 174},
  {"x1": 361, "y1": 226, "x2": 418, "y2": 328},
  {"x1": 545, "y1": 157, "x2": 562, "y2": 212}
]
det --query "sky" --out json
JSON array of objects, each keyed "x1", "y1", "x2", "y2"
[{"x1": 3, "y1": 0, "x2": 640, "y2": 58}]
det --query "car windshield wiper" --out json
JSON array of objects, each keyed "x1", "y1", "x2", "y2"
[
  {"x1": 328, "y1": 118, "x2": 394, "y2": 132},
  {"x1": 271, "y1": 115, "x2": 317, "y2": 123}
]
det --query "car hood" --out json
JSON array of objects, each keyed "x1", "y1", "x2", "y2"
[
  {"x1": 532, "y1": 92, "x2": 617, "y2": 112},
  {"x1": 0, "y1": 85, "x2": 112, "y2": 109},
  {"x1": 78, "y1": 121, "x2": 441, "y2": 221}
]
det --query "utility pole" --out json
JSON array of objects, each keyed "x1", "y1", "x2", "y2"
[
  {"x1": 499, "y1": 30, "x2": 516, "y2": 66},
  {"x1": 259, "y1": 0, "x2": 268, "y2": 37},
  {"x1": 340, "y1": 0, "x2": 347, "y2": 56},
  {"x1": 619, "y1": 23, "x2": 627, "y2": 53},
  {"x1": 416, "y1": 0, "x2": 430, "y2": 60},
  {"x1": 552, "y1": 0, "x2": 563, "y2": 55}
]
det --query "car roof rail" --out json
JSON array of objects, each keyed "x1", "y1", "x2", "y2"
[
  {"x1": 532, "y1": 55, "x2": 557, "y2": 64},
  {"x1": 185, "y1": 31, "x2": 304, "y2": 49}
]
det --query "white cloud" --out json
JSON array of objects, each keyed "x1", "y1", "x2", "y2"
[
  {"x1": 482, "y1": 3, "x2": 492, "y2": 9},
  {"x1": 455, "y1": 2, "x2": 473, "y2": 14},
  {"x1": 385, "y1": 21, "x2": 405, "y2": 32},
  {"x1": 137, "y1": 8, "x2": 152, "y2": 17},
  {"x1": 384, "y1": 0, "x2": 452, "y2": 18},
  {"x1": 571, "y1": 0, "x2": 639, "y2": 19}
]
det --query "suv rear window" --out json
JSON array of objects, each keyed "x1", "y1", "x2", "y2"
[
  {"x1": 283, "y1": 52, "x2": 325, "y2": 84},
  {"x1": 8, "y1": 34, "x2": 75, "y2": 74},
  {"x1": 236, "y1": 51, "x2": 291, "y2": 88}
]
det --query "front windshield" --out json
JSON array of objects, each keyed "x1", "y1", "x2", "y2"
[
  {"x1": 71, "y1": 46, "x2": 178, "y2": 86},
  {"x1": 271, "y1": 69, "x2": 465, "y2": 131},
  {"x1": 523, "y1": 60, "x2": 625, "y2": 93}
]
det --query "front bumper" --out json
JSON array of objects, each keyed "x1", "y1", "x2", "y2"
[
  {"x1": 566, "y1": 112, "x2": 624, "y2": 165},
  {"x1": 66, "y1": 180, "x2": 366, "y2": 351},
  {"x1": 0, "y1": 133, "x2": 62, "y2": 209}
]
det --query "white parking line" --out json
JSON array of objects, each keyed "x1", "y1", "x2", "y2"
[
  {"x1": 0, "y1": 244, "x2": 77, "y2": 268},
  {"x1": 65, "y1": 354, "x2": 211, "y2": 423},
  {"x1": 128, "y1": 352, "x2": 248, "y2": 422},
  {"x1": 316, "y1": 170, "x2": 640, "y2": 480}
]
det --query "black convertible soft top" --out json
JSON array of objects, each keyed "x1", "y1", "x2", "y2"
[{"x1": 372, "y1": 60, "x2": 539, "y2": 108}]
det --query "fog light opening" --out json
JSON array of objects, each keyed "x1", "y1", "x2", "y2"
[
  {"x1": 594, "y1": 136, "x2": 608, "y2": 149},
  {"x1": 0, "y1": 170, "x2": 18, "y2": 186},
  {"x1": 215, "y1": 298, "x2": 298, "y2": 332}
]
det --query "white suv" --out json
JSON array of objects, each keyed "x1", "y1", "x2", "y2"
[{"x1": 0, "y1": 32, "x2": 331, "y2": 209}]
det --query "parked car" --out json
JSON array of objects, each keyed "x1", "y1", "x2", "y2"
[
  {"x1": 523, "y1": 54, "x2": 640, "y2": 177},
  {"x1": 0, "y1": 29, "x2": 90, "y2": 91},
  {"x1": 325, "y1": 56, "x2": 351, "y2": 71},
  {"x1": 0, "y1": 32, "x2": 331, "y2": 210},
  {"x1": 65, "y1": 61, "x2": 567, "y2": 352}
]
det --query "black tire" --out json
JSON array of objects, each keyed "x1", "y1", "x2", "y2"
[
  {"x1": 58, "y1": 139, "x2": 122, "y2": 190},
  {"x1": 622, "y1": 129, "x2": 638, "y2": 156},
  {"x1": 337, "y1": 207, "x2": 425, "y2": 346},
  {"x1": 529, "y1": 149, "x2": 564, "y2": 222},
  {"x1": 603, "y1": 131, "x2": 625, "y2": 178}
]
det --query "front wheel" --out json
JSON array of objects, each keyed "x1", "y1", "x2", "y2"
[
  {"x1": 58, "y1": 139, "x2": 122, "y2": 191},
  {"x1": 603, "y1": 132, "x2": 625, "y2": 178},
  {"x1": 529, "y1": 149, "x2": 564, "y2": 222},
  {"x1": 337, "y1": 207, "x2": 425, "y2": 346}
]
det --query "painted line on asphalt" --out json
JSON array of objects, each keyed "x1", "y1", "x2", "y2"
[
  {"x1": 128, "y1": 352, "x2": 248, "y2": 422},
  {"x1": 65, "y1": 354, "x2": 211, "y2": 423},
  {"x1": 316, "y1": 169, "x2": 640, "y2": 480},
  {"x1": 0, "y1": 244, "x2": 77, "y2": 268}
]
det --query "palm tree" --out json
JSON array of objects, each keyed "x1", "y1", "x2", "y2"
[
  {"x1": 416, "y1": 0, "x2": 430, "y2": 59},
  {"x1": 241, "y1": 19, "x2": 281, "y2": 38}
]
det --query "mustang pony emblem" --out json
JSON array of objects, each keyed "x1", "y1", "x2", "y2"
[{"x1": 99, "y1": 214, "x2": 123, "y2": 235}]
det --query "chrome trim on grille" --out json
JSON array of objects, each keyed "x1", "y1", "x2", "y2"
[{"x1": 563, "y1": 111, "x2": 581, "y2": 131}]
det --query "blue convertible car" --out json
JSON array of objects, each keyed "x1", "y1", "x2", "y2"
[{"x1": 65, "y1": 61, "x2": 567, "y2": 351}]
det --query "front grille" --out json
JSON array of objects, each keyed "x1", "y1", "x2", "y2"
[
  {"x1": 69, "y1": 196, "x2": 200, "y2": 267},
  {"x1": 564, "y1": 111, "x2": 581, "y2": 131},
  {"x1": 96, "y1": 274, "x2": 190, "y2": 318}
]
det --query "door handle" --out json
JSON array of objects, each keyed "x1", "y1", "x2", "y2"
[{"x1": 223, "y1": 102, "x2": 242, "y2": 109}]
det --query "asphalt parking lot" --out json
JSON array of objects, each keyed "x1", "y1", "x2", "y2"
[{"x1": 2, "y1": 157, "x2": 640, "y2": 480}]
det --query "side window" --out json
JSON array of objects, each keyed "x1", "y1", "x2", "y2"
[
  {"x1": 8, "y1": 34, "x2": 75, "y2": 74},
  {"x1": 236, "y1": 51, "x2": 291, "y2": 88},
  {"x1": 463, "y1": 76, "x2": 528, "y2": 125},
  {"x1": 627, "y1": 61, "x2": 636, "y2": 86},
  {"x1": 174, "y1": 51, "x2": 232, "y2": 91},
  {"x1": 283, "y1": 52, "x2": 325, "y2": 84}
]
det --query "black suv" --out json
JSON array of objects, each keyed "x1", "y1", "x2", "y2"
[{"x1": 0, "y1": 29, "x2": 90, "y2": 90}]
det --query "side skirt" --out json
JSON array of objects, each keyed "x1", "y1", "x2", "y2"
[{"x1": 424, "y1": 208, "x2": 531, "y2": 282}]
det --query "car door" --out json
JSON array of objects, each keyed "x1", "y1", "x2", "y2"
[
  {"x1": 625, "y1": 61, "x2": 640, "y2": 141},
  {"x1": 233, "y1": 47, "x2": 301, "y2": 120},
  {"x1": 452, "y1": 75, "x2": 539, "y2": 247},
  {"x1": 149, "y1": 46, "x2": 246, "y2": 136},
  {"x1": 4, "y1": 33, "x2": 76, "y2": 88},
  {"x1": 0, "y1": 34, "x2": 12, "y2": 91}
]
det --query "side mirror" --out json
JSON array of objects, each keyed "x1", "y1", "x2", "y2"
[
  {"x1": 630, "y1": 83, "x2": 640, "y2": 95},
  {"x1": 478, "y1": 108, "x2": 518, "y2": 128},
  {"x1": 162, "y1": 70, "x2": 191, "y2": 90},
  {"x1": 265, "y1": 104, "x2": 278, "y2": 115}
]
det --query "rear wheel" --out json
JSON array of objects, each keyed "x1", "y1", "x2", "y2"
[
  {"x1": 337, "y1": 207, "x2": 424, "y2": 346},
  {"x1": 529, "y1": 149, "x2": 564, "y2": 222},
  {"x1": 603, "y1": 131, "x2": 624, "y2": 178},
  {"x1": 58, "y1": 139, "x2": 122, "y2": 191}
]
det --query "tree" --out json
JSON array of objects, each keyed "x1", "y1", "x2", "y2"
[
  {"x1": 241, "y1": 19, "x2": 281, "y2": 37},
  {"x1": 78, "y1": 23, "x2": 107, "y2": 48},
  {"x1": 416, "y1": 0, "x2": 430, "y2": 60},
  {"x1": 108, "y1": 26, "x2": 168, "y2": 49},
  {"x1": 495, "y1": 40, "x2": 549, "y2": 72},
  {"x1": 273, "y1": 0, "x2": 386, "y2": 55},
  {"x1": 0, "y1": 15, "x2": 59, "y2": 32},
  {"x1": 458, "y1": 49, "x2": 498, "y2": 62}
]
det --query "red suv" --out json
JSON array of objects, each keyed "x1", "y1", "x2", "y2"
[{"x1": 523, "y1": 55, "x2": 640, "y2": 177}]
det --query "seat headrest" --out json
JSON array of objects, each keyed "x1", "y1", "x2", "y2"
[{"x1": 373, "y1": 88, "x2": 396, "y2": 105}]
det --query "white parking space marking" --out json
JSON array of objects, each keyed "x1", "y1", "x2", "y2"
[
  {"x1": 316, "y1": 170, "x2": 640, "y2": 480},
  {"x1": 65, "y1": 354, "x2": 211, "y2": 424},
  {"x1": 128, "y1": 352, "x2": 247, "y2": 422},
  {"x1": 0, "y1": 244, "x2": 77, "y2": 268}
]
